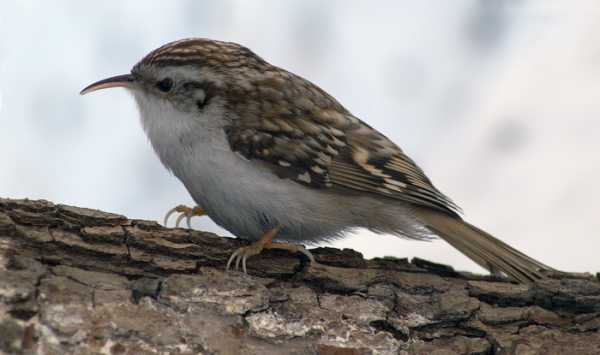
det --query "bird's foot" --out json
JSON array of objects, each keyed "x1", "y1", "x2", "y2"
[
  {"x1": 163, "y1": 205, "x2": 205, "y2": 229},
  {"x1": 226, "y1": 227, "x2": 315, "y2": 274}
]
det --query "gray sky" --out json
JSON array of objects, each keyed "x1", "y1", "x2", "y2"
[{"x1": 1, "y1": 1, "x2": 599, "y2": 274}]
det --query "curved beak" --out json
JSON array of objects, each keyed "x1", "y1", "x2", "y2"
[{"x1": 80, "y1": 74, "x2": 134, "y2": 95}]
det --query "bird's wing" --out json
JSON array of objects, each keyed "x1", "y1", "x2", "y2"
[{"x1": 224, "y1": 70, "x2": 460, "y2": 216}]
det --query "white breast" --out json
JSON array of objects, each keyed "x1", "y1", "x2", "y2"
[{"x1": 132, "y1": 90, "x2": 355, "y2": 241}]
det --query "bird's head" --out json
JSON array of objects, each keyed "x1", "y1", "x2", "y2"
[{"x1": 81, "y1": 38, "x2": 272, "y2": 125}]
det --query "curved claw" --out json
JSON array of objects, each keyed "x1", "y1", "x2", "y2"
[
  {"x1": 163, "y1": 205, "x2": 205, "y2": 229},
  {"x1": 242, "y1": 255, "x2": 248, "y2": 274},
  {"x1": 226, "y1": 249, "x2": 241, "y2": 270},
  {"x1": 235, "y1": 253, "x2": 242, "y2": 271},
  {"x1": 224, "y1": 227, "x2": 315, "y2": 275},
  {"x1": 226, "y1": 245, "x2": 263, "y2": 274},
  {"x1": 163, "y1": 206, "x2": 180, "y2": 226},
  {"x1": 175, "y1": 213, "x2": 186, "y2": 228},
  {"x1": 225, "y1": 242, "x2": 316, "y2": 275}
]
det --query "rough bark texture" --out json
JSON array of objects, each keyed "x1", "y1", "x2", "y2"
[{"x1": 1, "y1": 197, "x2": 599, "y2": 355}]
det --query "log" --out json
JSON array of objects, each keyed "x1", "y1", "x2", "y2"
[{"x1": 1, "y1": 197, "x2": 599, "y2": 354}]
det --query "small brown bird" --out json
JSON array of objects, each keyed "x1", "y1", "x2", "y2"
[{"x1": 81, "y1": 38, "x2": 553, "y2": 283}]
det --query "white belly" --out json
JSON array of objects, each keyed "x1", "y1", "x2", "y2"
[
  {"x1": 173, "y1": 131, "x2": 355, "y2": 241},
  {"x1": 133, "y1": 90, "x2": 421, "y2": 243},
  {"x1": 134, "y1": 92, "x2": 352, "y2": 242}
]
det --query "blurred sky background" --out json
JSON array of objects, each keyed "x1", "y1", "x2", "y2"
[{"x1": 1, "y1": 1, "x2": 599, "y2": 274}]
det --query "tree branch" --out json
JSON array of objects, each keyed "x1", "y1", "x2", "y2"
[{"x1": 1, "y1": 197, "x2": 599, "y2": 354}]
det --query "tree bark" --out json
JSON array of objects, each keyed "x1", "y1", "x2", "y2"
[{"x1": 0, "y1": 197, "x2": 599, "y2": 355}]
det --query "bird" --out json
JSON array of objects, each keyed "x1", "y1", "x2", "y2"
[{"x1": 81, "y1": 38, "x2": 553, "y2": 283}]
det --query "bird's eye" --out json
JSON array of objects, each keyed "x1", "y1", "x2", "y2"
[{"x1": 156, "y1": 78, "x2": 173, "y2": 92}]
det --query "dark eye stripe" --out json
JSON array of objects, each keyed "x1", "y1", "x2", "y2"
[{"x1": 156, "y1": 78, "x2": 173, "y2": 92}]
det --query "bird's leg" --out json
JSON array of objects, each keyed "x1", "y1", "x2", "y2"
[
  {"x1": 163, "y1": 204, "x2": 205, "y2": 229},
  {"x1": 226, "y1": 226, "x2": 315, "y2": 274}
]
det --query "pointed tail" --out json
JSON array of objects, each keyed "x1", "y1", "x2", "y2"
[{"x1": 414, "y1": 208, "x2": 553, "y2": 284}]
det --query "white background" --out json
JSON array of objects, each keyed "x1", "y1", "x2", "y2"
[{"x1": 1, "y1": 1, "x2": 599, "y2": 274}]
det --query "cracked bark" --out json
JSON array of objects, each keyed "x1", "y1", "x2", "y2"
[{"x1": 1, "y1": 197, "x2": 599, "y2": 355}]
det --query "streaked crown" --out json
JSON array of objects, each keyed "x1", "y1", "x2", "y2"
[{"x1": 134, "y1": 38, "x2": 269, "y2": 71}]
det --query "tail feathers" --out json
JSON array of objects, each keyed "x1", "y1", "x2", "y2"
[{"x1": 415, "y1": 208, "x2": 553, "y2": 284}]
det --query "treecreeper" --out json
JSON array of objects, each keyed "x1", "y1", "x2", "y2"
[{"x1": 81, "y1": 38, "x2": 554, "y2": 283}]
